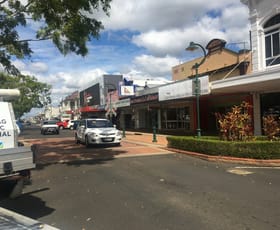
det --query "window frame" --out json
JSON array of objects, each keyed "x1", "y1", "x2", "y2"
[{"x1": 264, "y1": 14, "x2": 280, "y2": 67}]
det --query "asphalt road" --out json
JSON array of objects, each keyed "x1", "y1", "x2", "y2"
[
  {"x1": 1, "y1": 127, "x2": 280, "y2": 230},
  {"x1": 19, "y1": 124, "x2": 75, "y2": 139}
]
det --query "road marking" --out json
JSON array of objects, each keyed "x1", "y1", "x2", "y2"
[
  {"x1": 235, "y1": 166, "x2": 280, "y2": 169},
  {"x1": 227, "y1": 169, "x2": 254, "y2": 175}
]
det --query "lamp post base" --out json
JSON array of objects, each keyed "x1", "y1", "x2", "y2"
[{"x1": 196, "y1": 129, "x2": 201, "y2": 138}]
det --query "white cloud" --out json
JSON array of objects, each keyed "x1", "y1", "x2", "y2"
[
  {"x1": 12, "y1": 60, "x2": 26, "y2": 71},
  {"x1": 131, "y1": 5, "x2": 249, "y2": 57},
  {"x1": 133, "y1": 55, "x2": 179, "y2": 78},
  {"x1": 29, "y1": 62, "x2": 48, "y2": 73},
  {"x1": 13, "y1": 60, "x2": 48, "y2": 74},
  {"x1": 99, "y1": 0, "x2": 248, "y2": 32}
]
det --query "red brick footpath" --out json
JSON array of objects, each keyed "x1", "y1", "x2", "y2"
[{"x1": 20, "y1": 131, "x2": 280, "y2": 166}]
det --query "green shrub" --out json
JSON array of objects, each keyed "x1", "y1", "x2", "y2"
[{"x1": 167, "y1": 136, "x2": 280, "y2": 159}]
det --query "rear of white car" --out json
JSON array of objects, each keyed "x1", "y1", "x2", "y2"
[
  {"x1": 41, "y1": 120, "x2": 59, "y2": 135},
  {"x1": 75, "y1": 119, "x2": 122, "y2": 147}
]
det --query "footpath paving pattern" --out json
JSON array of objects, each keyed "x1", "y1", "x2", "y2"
[{"x1": 21, "y1": 132, "x2": 171, "y2": 165}]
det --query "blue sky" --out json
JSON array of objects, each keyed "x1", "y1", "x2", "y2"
[{"x1": 13, "y1": 0, "x2": 250, "y2": 109}]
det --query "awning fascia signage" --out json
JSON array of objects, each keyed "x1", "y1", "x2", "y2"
[
  {"x1": 159, "y1": 75, "x2": 209, "y2": 101},
  {"x1": 115, "y1": 98, "x2": 130, "y2": 108},
  {"x1": 130, "y1": 93, "x2": 158, "y2": 104}
]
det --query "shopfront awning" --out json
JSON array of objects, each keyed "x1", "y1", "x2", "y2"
[{"x1": 211, "y1": 66, "x2": 280, "y2": 94}]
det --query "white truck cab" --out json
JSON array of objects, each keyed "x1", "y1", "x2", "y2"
[{"x1": 0, "y1": 89, "x2": 35, "y2": 198}]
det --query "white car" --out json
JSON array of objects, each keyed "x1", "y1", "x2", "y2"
[
  {"x1": 41, "y1": 120, "x2": 59, "y2": 135},
  {"x1": 75, "y1": 118, "x2": 122, "y2": 147}
]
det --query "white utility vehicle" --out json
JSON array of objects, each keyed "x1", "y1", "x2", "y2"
[{"x1": 0, "y1": 89, "x2": 35, "y2": 198}]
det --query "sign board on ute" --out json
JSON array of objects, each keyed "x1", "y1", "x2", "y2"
[{"x1": 0, "y1": 102, "x2": 17, "y2": 149}]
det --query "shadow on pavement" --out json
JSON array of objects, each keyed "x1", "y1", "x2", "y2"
[
  {"x1": 28, "y1": 138, "x2": 127, "y2": 169},
  {"x1": 0, "y1": 187, "x2": 55, "y2": 220}
]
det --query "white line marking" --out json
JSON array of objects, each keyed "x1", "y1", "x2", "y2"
[
  {"x1": 227, "y1": 169, "x2": 254, "y2": 175},
  {"x1": 235, "y1": 166, "x2": 280, "y2": 169}
]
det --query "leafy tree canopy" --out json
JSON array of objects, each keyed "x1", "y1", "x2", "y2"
[
  {"x1": 0, "y1": 72, "x2": 52, "y2": 118},
  {"x1": 0, "y1": 0, "x2": 111, "y2": 74}
]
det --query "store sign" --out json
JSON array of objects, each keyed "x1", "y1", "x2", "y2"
[
  {"x1": 115, "y1": 98, "x2": 130, "y2": 108},
  {"x1": 119, "y1": 85, "x2": 135, "y2": 96},
  {"x1": 131, "y1": 93, "x2": 158, "y2": 104},
  {"x1": 0, "y1": 102, "x2": 15, "y2": 149},
  {"x1": 159, "y1": 76, "x2": 209, "y2": 101}
]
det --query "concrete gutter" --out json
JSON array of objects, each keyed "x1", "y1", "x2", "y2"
[{"x1": 166, "y1": 147, "x2": 280, "y2": 167}]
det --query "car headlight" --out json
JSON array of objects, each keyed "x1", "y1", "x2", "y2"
[
  {"x1": 88, "y1": 132, "x2": 97, "y2": 137},
  {"x1": 117, "y1": 131, "x2": 122, "y2": 136}
]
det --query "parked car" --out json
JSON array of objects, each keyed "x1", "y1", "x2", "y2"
[
  {"x1": 16, "y1": 120, "x2": 23, "y2": 134},
  {"x1": 67, "y1": 120, "x2": 80, "y2": 130},
  {"x1": 56, "y1": 120, "x2": 69, "y2": 130},
  {"x1": 41, "y1": 120, "x2": 59, "y2": 135},
  {"x1": 75, "y1": 118, "x2": 122, "y2": 147}
]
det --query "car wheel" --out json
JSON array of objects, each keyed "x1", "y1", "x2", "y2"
[
  {"x1": 70, "y1": 126, "x2": 74, "y2": 130},
  {"x1": 59, "y1": 126, "x2": 63, "y2": 130},
  {"x1": 85, "y1": 136, "x2": 91, "y2": 148}
]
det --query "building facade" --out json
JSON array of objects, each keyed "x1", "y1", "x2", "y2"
[
  {"x1": 59, "y1": 91, "x2": 80, "y2": 121},
  {"x1": 172, "y1": 39, "x2": 252, "y2": 82},
  {"x1": 79, "y1": 74, "x2": 123, "y2": 119},
  {"x1": 236, "y1": 0, "x2": 280, "y2": 135},
  {"x1": 116, "y1": 39, "x2": 255, "y2": 135},
  {"x1": 158, "y1": 39, "x2": 253, "y2": 135}
]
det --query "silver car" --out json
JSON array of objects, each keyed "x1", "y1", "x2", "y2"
[{"x1": 75, "y1": 118, "x2": 122, "y2": 147}]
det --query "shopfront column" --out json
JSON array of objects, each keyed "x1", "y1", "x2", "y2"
[
  {"x1": 157, "y1": 108, "x2": 161, "y2": 130},
  {"x1": 253, "y1": 92, "x2": 261, "y2": 135}
]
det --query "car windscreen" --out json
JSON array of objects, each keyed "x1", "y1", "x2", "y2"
[
  {"x1": 87, "y1": 120, "x2": 113, "y2": 128},
  {"x1": 44, "y1": 120, "x2": 57, "y2": 125}
]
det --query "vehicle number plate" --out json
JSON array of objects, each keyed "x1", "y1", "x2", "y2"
[{"x1": 103, "y1": 138, "x2": 113, "y2": 142}]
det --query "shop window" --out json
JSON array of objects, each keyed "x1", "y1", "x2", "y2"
[
  {"x1": 261, "y1": 93, "x2": 280, "y2": 117},
  {"x1": 161, "y1": 107, "x2": 190, "y2": 130},
  {"x1": 264, "y1": 14, "x2": 280, "y2": 66}
]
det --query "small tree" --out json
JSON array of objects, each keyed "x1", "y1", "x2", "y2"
[
  {"x1": 215, "y1": 101, "x2": 254, "y2": 141},
  {"x1": 0, "y1": 72, "x2": 51, "y2": 118},
  {"x1": 263, "y1": 115, "x2": 280, "y2": 141}
]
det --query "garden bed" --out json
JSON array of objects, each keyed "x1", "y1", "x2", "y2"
[{"x1": 166, "y1": 136, "x2": 280, "y2": 159}]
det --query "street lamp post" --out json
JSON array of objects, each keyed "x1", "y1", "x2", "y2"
[{"x1": 186, "y1": 42, "x2": 207, "y2": 137}]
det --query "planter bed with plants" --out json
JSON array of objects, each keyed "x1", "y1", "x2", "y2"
[{"x1": 166, "y1": 136, "x2": 280, "y2": 160}]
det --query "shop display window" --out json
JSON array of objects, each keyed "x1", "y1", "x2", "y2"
[{"x1": 161, "y1": 107, "x2": 190, "y2": 130}]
